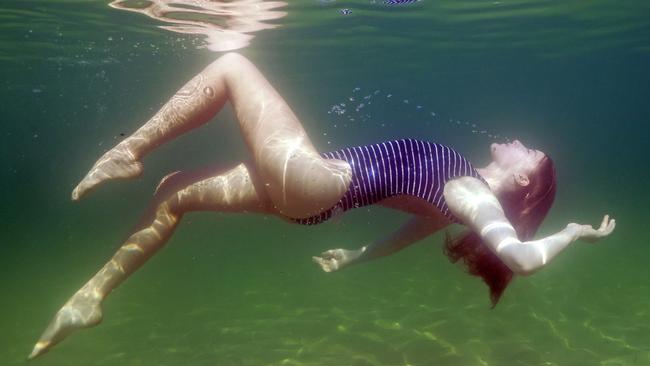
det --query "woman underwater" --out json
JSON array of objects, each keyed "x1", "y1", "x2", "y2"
[{"x1": 29, "y1": 52, "x2": 616, "y2": 359}]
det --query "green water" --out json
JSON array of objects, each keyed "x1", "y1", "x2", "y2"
[{"x1": 1, "y1": 1, "x2": 649, "y2": 365}]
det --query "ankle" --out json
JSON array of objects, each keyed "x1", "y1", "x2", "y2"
[
  {"x1": 115, "y1": 139, "x2": 141, "y2": 161},
  {"x1": 77, "y1": 283, "x2": 104, "y2": 302}
]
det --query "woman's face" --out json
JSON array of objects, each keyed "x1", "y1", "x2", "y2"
[{"x1": 490, "y1": 140, "x2": 546, "y2": 175}]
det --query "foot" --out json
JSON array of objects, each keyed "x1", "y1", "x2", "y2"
[
  {"x1": 71, "y1": 143, "x2": 143, "y2": 200},
  {"x1": 28, "y1": 289, "x2": 103, "y2": 359},
  {"x1": 312, "y1": 248, "x2": 362, "y2": 272}
]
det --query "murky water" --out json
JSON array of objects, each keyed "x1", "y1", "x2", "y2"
[{"x1": 1, "y1": 1, "x2": 649, "y2": 365}]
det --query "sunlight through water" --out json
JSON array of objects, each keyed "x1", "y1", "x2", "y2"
[{"x1": 109, "y1": 0, "x2": 288, "y2": 51}]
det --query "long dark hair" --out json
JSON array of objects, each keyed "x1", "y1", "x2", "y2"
[{"x1": 443, "y1": 156, "x2": 557, "y2": 308}]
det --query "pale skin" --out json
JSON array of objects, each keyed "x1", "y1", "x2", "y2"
[{"x1": 29, "y1": 52, "x2": 616, "y2": 359}]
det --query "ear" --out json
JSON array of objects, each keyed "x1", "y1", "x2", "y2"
[{"x1": 514, "y1": 173, "x2": 530, "y2": 187}]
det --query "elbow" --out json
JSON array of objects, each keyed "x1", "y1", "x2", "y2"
[{"x1": 515, "y1": 264, "x2": 539, "y2": 277}]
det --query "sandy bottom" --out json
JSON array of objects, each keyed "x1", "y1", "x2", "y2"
[{"x1": 2, "y1": 216, "x2": 648, "y2": 366}]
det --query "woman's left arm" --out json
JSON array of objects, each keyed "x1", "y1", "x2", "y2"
[
  {"x1": 443, "y1": 177, "x2": 616, "y2": 275},
  {"x1": 312, "y1": 215, "x2": 445, "y2": 272}
]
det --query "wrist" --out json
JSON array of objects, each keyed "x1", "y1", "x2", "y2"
[
  {"x1": 566, "y1": 223, "x2": 584, "y2": 242},
  {"x1": 350, "y1": 246, "x2": 367, "y2": 263}
]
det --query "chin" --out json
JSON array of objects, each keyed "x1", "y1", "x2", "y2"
[{"x1": 489, "y1": 143, "x2": 497, "y2": 158}]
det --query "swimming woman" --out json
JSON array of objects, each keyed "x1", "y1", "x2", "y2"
[{"x1": 29, "y1": 52, "x2": 615, "y2": 359}]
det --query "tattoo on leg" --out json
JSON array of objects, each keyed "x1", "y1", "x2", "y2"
[{"x1": 71, "y1": 71, "x2": 223, "y2": 201}]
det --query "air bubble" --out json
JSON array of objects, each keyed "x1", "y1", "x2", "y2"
[{"x1": 325, "y1": 86, "x2": 505, "y2": 143}]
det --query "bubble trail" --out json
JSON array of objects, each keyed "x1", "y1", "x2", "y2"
[{"x1": 325, "y1": 86, "x2": 509, "y2": 142}]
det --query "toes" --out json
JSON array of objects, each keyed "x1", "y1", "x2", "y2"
[
  {"x1": 71, "y1": 187, "x2": 81, "y2": 201},
  {"x1": 71, "y1": 177, "x2": 97, "y2": 201},
  {"x1": 28, "y1": 296, "x2": 104, "y2": 359},
  {"x1": 71, "y1": 182, "x2": 88, "y2": 201},
  {"x1": 28, "y1": 340, "x2": 51, "y2": 360}
]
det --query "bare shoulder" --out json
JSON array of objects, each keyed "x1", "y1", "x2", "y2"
[{"x1": 443, "y1": 176, "x2": 501, "y2": 224}]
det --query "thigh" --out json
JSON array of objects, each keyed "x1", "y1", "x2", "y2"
[
  {"x1": 205, "y1": 53, "x2": 352, "y2": 218},
  {"x1": 213, "y1": 53, "x2": 319, "y2": 159},
  {"x1": 159, "y1": 162, "x2": 274, "y2": 215}
]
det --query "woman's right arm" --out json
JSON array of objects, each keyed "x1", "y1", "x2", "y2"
[{"x1": 443, "y1": 177, "x2": 616, "y2": 275}]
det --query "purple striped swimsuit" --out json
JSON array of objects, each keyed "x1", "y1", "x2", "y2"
[{"x1": 293, "y1": 138, "x2": 487, "y2": 225}]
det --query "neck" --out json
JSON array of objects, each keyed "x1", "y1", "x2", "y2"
[{"x1": 476, "y1": 163, "x2": 511, "y2": 195}]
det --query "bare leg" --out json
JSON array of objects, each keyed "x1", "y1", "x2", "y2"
[
  {"x1": 72, "y1": 53, "x2": 352, "y2": 220},
  {"x1": 30, "y1": 163, "x2": 270, "y2": 359}
]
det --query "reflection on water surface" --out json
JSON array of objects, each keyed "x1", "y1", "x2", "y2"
[{"x1": 109, "y1": 0, "x2": 288, "y2": 51}]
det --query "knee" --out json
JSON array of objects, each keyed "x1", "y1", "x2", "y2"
[
  {"x1": 219, "y1": 52, "x2": 246, "y2": 63},
  {"x1": 154, "y1": 200, "x2": 181, "y2": 227},
  {"x1": 207, "y1": 52, "x2": 251, "y2": 75}
]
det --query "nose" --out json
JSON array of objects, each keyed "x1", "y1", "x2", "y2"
[{"x1": 512, "y1": 139, "x2": 526, "y2": 148}]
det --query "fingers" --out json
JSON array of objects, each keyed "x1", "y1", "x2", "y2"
[
  {"x1": 579, "y1": 215, "x2": 616, "y2": 243},
  {"x1": 598, "y1": 214, "x2": 616, "y2": 236},
  {"x1": 606, "y1": 217, "x2": 616, "y2": 234},
  {"x1": 321, "y1": 249, "x2": 334, "y2": 257},
  {"x1": 318, "y1": 249, "x2": 340, "y2": 260},
  {"x1": 600, "y1": 214, "x2": 609, "y2": 229},
  {"x1": 311, "y1": 256, "x2": 328, "y2": 270},
  {"x1": 311, "y1": 255, "x2": 337, "y2": 272}
]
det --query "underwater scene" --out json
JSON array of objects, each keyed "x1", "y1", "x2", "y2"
[{"x1": 1, "y1": 1, "x2": 649, "y2": 365}]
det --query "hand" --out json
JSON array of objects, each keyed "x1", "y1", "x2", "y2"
[
  {"x1": 312, "y1": 248, "x2": 361, "y2": 272},
  {"x1": 569, "y1": 214, "x2": 616, "y2": 243}
]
